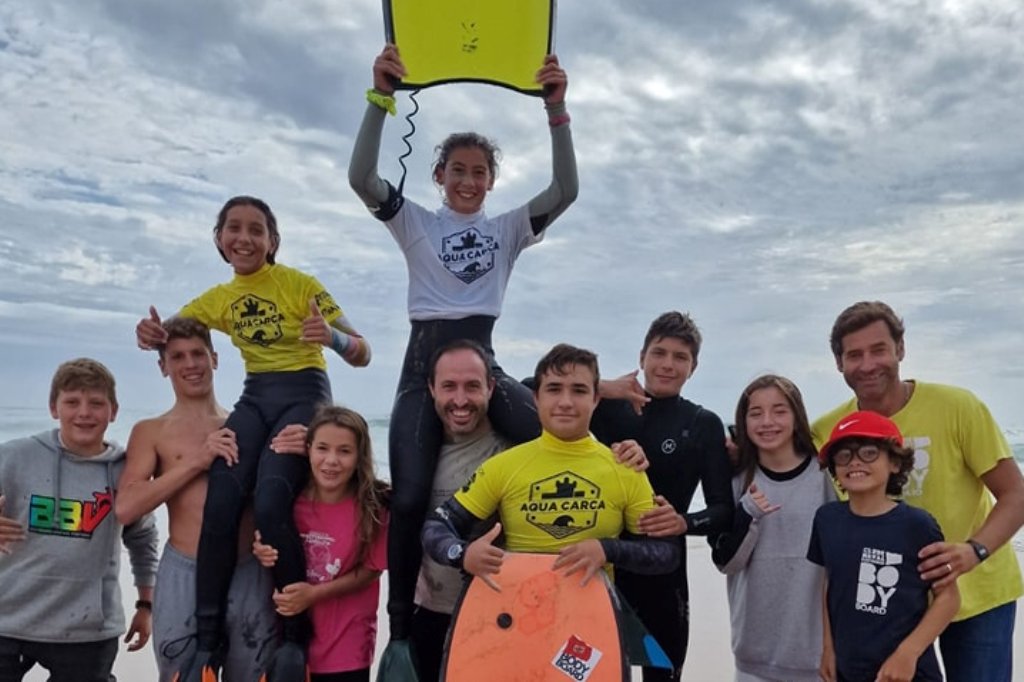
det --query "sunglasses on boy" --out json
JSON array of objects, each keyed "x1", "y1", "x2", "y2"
[{"x1": 832, "y1": 444, "x2": 883, "y2": 467}]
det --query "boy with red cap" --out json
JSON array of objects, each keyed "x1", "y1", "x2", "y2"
[{"x1": 809, "y1": 411, "x2": 960, "y2": 682}]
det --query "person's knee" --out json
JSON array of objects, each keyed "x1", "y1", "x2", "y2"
[
  {"x1": 253, "y1": 478, "x2": 297, "y2": 532},
  {"x1": 390, "y1": 483, "x2": 432, "y2": 518}
]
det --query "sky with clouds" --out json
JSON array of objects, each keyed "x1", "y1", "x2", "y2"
[{"x1": 1, "y1": 0, "x2": 1022, "y2": 440}]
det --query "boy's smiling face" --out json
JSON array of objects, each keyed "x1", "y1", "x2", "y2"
[
  {"x1": 831, "y1": 438, "x2": 899, "y2": 496},
  {"x1": 50, "y1": 388, "x2": 117, "y2": 456}
]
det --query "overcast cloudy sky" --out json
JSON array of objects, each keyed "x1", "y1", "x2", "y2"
[{"x1": 2, "y1": 0, "x2": 1022, "y2": 439}]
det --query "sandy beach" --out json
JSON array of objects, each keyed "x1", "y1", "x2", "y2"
[{"x1": 22, "y1": 539, "x2": 1024, "y2": 681}]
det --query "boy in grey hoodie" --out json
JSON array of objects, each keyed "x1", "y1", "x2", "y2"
[{"x1": 0, "y1": 358, "x2": 160, "y2": 682}]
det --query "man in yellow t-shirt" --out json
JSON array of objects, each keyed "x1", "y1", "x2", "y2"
[
  {"x1": 811, "y1": 301, "x2": 1024, "y2": 682},
  {"x1": 422, "y1": 343, "x2": 680, "y2": 588}
]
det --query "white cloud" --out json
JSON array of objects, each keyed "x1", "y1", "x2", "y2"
[{"x1": 0, "y1": 0, "x2": 1022, "y2": 431}]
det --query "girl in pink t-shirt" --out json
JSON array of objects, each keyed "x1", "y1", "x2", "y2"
[{"x1": 255, "y1": 406, "x2": 389, "y2": 681}]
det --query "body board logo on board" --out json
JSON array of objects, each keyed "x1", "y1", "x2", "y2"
[{"x1": 552, "y1": 634, "x2": 603, "y2": 681}]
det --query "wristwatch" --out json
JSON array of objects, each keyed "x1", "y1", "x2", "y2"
[
  {"x1": 967, "y1": 539, "x2": 990, "y2": 563},
  {"x1": 446, "y1": 542, "x2": 466, "y2": 568}
]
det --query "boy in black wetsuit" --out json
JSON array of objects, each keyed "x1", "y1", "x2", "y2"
[{"x1": 592, "y1": 311, "x2": 733, "y2": 682}]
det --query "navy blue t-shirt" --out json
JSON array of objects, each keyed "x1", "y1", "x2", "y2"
[{"x1": 807, "y1": 501, "x2": 943, "y2": 682}]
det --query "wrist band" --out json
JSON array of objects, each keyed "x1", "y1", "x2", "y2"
[
  {"x1": 548, "y1": 113, "x2": 571, "y2": 127},
  {"x1": 135, "y1": 599, "x2": 152, "y2": 611},
  {"x1": 366, "y1": 89, "x2": 397, "y2": 116},
  {"x1": 331, "y1": 328, "x2": 351, "y2": 355}
]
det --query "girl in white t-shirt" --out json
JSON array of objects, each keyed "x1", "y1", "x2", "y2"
[{"x1": 347, "y1": 42, "x2": 579, "y2": 661}]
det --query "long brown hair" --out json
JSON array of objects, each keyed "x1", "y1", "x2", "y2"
[
  {"x1": 305, "y1": 405, "x2": 389, "y2": 566},
  {"x1": 734, "y1": 375, "x2": 816, "y2": 489}
]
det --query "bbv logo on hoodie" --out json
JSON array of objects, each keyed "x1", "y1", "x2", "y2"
[{"x1": 29, "y1": 487, "x2": 114, "y2": 538}]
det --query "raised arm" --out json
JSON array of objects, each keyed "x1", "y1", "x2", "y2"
[
  {"x1": 136, "y1": 306, "x2": 168, "y2": 350},
  {"x1": 300, "y1": 299, "x2": 372, "y2": 368},
  {"x1": 526, "y1": 54, "x2": 579, "y2": 235},
  {"x1": 348, "y1": 44, "x2": 406, "y2": 213},
  {"x1": 329, "y1": 315, "x2": 372, "y2": 367}
]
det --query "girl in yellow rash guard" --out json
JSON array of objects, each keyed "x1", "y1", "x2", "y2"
[{"x1": 135, "y1": 196, "x2": 371, "y2": 682}]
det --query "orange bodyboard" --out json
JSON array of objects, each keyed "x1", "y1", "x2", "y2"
[{"x1": 443, "y1": 553, "x2": 626, "y2": 681}]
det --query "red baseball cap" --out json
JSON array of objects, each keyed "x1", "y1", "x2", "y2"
[{"x1": 818, "y1": 410, "x2": 903, "y2": 464}]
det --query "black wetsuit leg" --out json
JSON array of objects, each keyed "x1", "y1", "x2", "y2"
[
  {"x1": 616, "y1": 563, "x2": 689, "y2": 682},
  {"x1": 195, "y1": 369, "x2": 331, "y2": 651},
  {"x1": 386, "y1": 317, "x2": 539, "y2": 640},
  {"x1": 488, "y1": 368, "x2": 541, "y2": 444},
  {"x1": 410, "y1": 606, "x2": 452, "y2": 682},
  {"x1": 309, "y1": 669, "x2": 370, "y2": 682},
  {"x1": 195, "y1": 400, "x2": 267, "y2": 651}
]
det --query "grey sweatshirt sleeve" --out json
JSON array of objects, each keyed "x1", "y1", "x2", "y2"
[
  {"x1": 348, "y1": 103, "x2": 396, "y2": 212},
  {"x1": 526, "y1": 101, "x2": 579, "y2": 235},
  {"x1": 122, "y1": 513, "x2": 159, "y2": 587},
  {"x1": 710, "y1": 501, "x2": 760, "y2": 574}
]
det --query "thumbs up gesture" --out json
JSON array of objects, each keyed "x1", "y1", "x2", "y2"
[
  {"x1": 465, "y1": 522, "x2": 505, "y2": 592},
  {"x1": 300, "y1": 298, "x2": 331, "y2": 346},
  {"x1": 135, "y1": 306, "x2": 168, "y2": 350}
]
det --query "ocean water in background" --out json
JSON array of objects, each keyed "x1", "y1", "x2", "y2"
[
  {"x1": 2, "y1": 405, "x2": 1023, "y2": 505},
  {"x1": 4, "y1": 405, "x2": 1023, "y2": 540}
]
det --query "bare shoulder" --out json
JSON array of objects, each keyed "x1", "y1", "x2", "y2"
[{"x1": 126, "y1": 417, "x2": 164, "y2": 451}]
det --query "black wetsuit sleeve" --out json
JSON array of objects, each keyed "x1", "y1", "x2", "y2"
[
  {"x1": 589, "y1": 398, "x2": 631, "y2": 446},
  {"x1": 526, "y1": 102, "x2": 579, "y2": 235},
  {"x1": 599, "y1": 532, "x2": 680, "y2": 575},
  {"x1": 684, "y1": 410, "x2": 734, "y2": 535},
  {"x1": 709, "y1": 505, "x2": 756, "y2": 573},
  {"x1": 421, "y1": 497, "x2": 482, "y2": 568}
]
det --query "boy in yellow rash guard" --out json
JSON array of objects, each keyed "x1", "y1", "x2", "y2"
[
  {"x1": 135, "y1": 196, "x2": 371, "y2": 682},
  {"x1": 422, "y1": 344, "x2": 679, "y2": 588},
  {"x1": 811, "y1": 301, "x2": 1024, "y2": 682}
]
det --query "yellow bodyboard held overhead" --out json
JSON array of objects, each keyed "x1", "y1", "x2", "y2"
[{"x1": 383, "y1": 0, "x2": 556, "y2": 96}]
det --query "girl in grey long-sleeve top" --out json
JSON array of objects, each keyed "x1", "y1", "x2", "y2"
[{"x1": 710, "y1": 375, "x2": 836, "y2": 682}]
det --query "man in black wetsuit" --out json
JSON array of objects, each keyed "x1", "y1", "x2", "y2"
[{"x1": 592, "y1": 311, "x2": 733, "y2": 682}]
